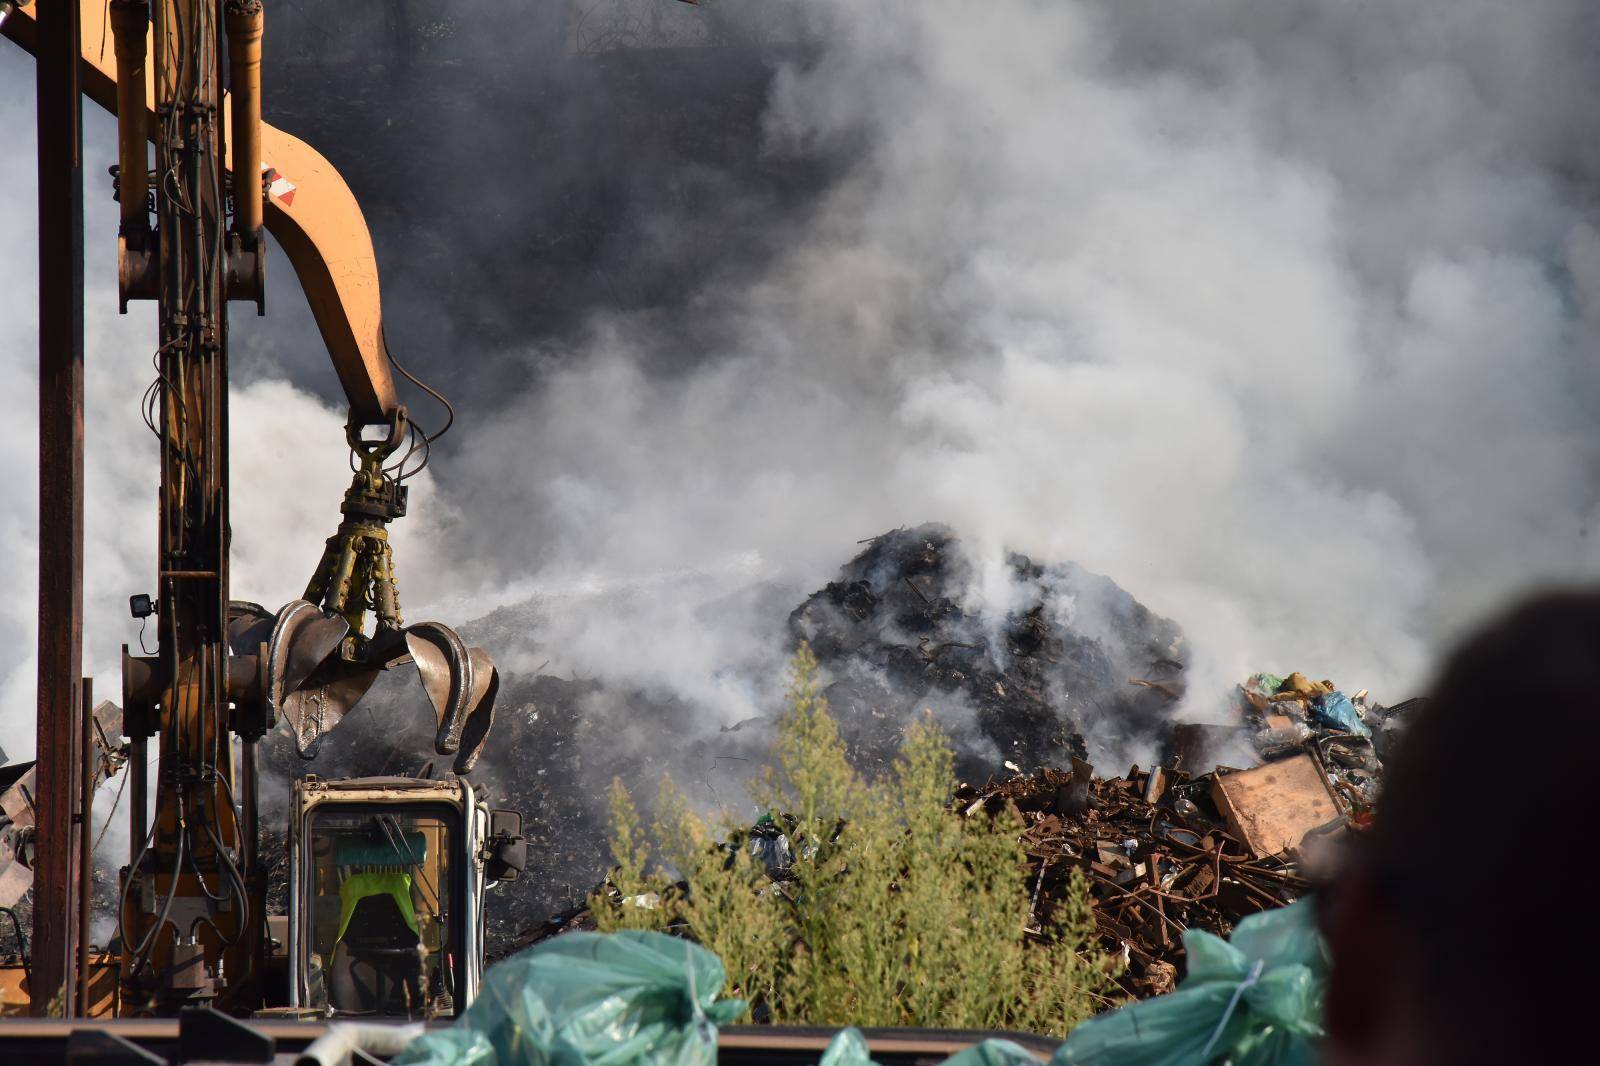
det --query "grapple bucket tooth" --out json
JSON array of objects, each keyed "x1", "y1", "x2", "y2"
[
  {"x1": 404, "y1": 621, "x2": 473, "y2": 755},
  {"x1": 264, "y1": 599, "x2": 365, "y2": 759},
  {"x1": 451, "y1": 647, "x2": 498, "y2": 775},
  {"x1": 281, "y1": 665, "x2": 380, "y2": 758}
]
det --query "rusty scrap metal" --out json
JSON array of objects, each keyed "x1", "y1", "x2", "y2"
[
  {"x1": 506, "y1": 664, "x2": 1406, "y2": 1001},
  {"x1": 953, "y1": 755, "x2": 1334, "y2": 1001}
]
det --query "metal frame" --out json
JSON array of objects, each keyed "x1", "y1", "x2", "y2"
[
  {"x1": 0, "y1": 1019, "x2": 1063, "y2": 1063},
  {"x1": 31, "y1": 0, "x2": 86, "y2": 1017}
]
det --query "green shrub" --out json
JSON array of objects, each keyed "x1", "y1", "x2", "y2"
[{"x1": 592, "y1": 644, "x2": 1120, "y2": 1034}]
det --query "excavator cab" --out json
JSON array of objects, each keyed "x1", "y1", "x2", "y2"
[
  {"x1": 311, "y1": 812, "x2": 452, "y2": 1018},
  {"x1": 287, "y1": 776, "x2": 523, "y2": 1019}
]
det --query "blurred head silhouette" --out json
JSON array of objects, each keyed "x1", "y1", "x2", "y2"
[{"x1": 1321, "y1": 591, "x2": 1600, "y2": 1064}]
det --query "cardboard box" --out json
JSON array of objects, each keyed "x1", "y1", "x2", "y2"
[{"x1": 1211, "y1": 753, "x2": 1340, "y2": 858}]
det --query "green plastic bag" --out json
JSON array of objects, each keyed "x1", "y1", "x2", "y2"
[
  {"x1": 820, "y1": 1027, "x2": 1042, "y2": 1066},
  {"x1": 945, "y1": 1039, "x2": 1048, "y2": 1065},
  {"x1": 1051, "y1": 899, "x2": 1326, "y2": 1066},
  {"x1": 818, "y1": 1028, "x2": 876, "y2": 1065},
  {"x1": 393, "y1": 930, "x2": 748, "y2": 1066},
  {"x1": 1243, "y1": 674, "x2": 1285, "y2": 700}
]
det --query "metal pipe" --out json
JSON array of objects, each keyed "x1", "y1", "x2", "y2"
[
  {"x1": 286, "y1": 794, "x2": 300, "y2": 1007},
  {"x1": 240, "y1": 736, "x2": 262, "y2": 1002},
  {"x1": 32, "y1": 0, "x2": 85, "y2": 1017},
  {"x1": 295, "y1": 1022, "x2": 425, "y2": 1066},
  {"x1": 224, "y1": 0, "x2": 263, "y2": 237},
  {"x1": 239, "y1": 740, "x2": 257, "y2": 874},
  {"x1": 460, "y1": 778, "x2": 479, "y2": 1006},
  {"x1": 108, "y1": 0, "x2": 150, "y2": 234},
  {"x1": 129, "y1": 738, "x2": 148, "y2": 865},
  {"x1": 77, "y1": 677, "x2": 93, "y2": 1017}
]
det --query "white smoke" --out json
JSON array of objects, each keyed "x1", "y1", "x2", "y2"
[
  {"x1": 5, "y1": 0, "x2": 1600, "y2": 768},
  {"x1": 446, "y1": 0, "x2": 1600, "y2": 723}
]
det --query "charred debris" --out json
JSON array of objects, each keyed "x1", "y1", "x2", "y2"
[
  {"x1": 789, "y1": 524, "x2": 1186, "y2": 778},
  {"x1": 252, "y1": 524, "x2": 1193, "y2": 953},
  {"x1": 491, "y1": 526, "x2": 1418, "y2": 1000},
  {"x1": 511, "y1": 685, "x2": 1417, "y2": 1003}
]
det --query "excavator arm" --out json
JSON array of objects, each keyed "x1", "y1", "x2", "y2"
[
  {"x1": 3, "y1": 0, "x2": 397, "y2": 422},
  {"x1": 4, "y1": 0, "x2": 495, "y2": 772}
]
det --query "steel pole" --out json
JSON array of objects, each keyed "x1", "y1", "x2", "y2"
[
  {"x1": 33, "y1": 0, "x2": 87, "y2": 1017},
  {"x1": 77, "y1": 678, "x2": 94, "y2": 1016}
]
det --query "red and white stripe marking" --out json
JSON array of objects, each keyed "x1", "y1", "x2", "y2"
[{"x1": 262, "y1": 163, "x2": 297, "y2": 207}]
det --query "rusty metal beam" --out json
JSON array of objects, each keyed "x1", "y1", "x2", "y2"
[
  {"x1": 33, "y1": 0, "x2": 87, "y2": 1017},
  {"x1": 77, "y1": 678, "x2": 93, "y2": 1017}
]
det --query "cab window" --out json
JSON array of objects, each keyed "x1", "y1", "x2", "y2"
[{"x1": 302, "y1": 806, "x2": 459, "y2": 1018}]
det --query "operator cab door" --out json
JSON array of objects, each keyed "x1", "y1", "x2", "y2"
[{"x1": 297, "y1": 803, "x2": 464, "y2": 1019}]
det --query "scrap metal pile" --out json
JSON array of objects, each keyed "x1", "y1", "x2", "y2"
[
  {"x1": 960, "y1": 673, "x2": 1421, "y2": 999},
  {"x1": 508, "y1": 673, "x2": 1420, "y2": 999},
  {"x1": 0, "y1": 701, "x2": 125, "y2": 915}
]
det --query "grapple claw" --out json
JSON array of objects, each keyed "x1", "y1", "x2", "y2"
[
  {"x1": 247, "y1": 430, "x2": 502, "y2": 768},
  {"x1": 282, "y1": 664, "x2": 380, "y2": 758},
  {"x1": 451, "y1": 647, "x2": 498, "y2": 775},
  {"x1": 259, "y1": 600, "x2": 356, "y2": 757},
  {"x1": 405, "y1": 621, "x2": 474, "y2": 755},
  {"x1": 269, "y1": 600, "x2": 351, "y2": 703}
]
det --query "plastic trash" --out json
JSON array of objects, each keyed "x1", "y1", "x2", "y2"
[
  {"x1": 1243, "y1": 674, "x2": 1285, "y2": 699},
  {"x1": 818, "y1": 1028, "x2": 878, "y2": 1066},
  {"x1": 748, "y1": 814, "x2": 794, "y2": 875},
  {"x1": 1051, "y1": 898, "x2": 1326, "y2": 1066},
  {"x1": 945, "y1": 1039, "x2": 1048, "y2": 1065},
  {"x1": 391, "y1": 930, "x2": 747, "y2": 1066},
  {"x1": 1276, "y1": 673, "x2": 1329, "y2": 700},
  {"x1": 1311, "y1": 692, "x2": 1370, "y2": 737},
  {"x1": 819, "y1": 1028, "x2": 1041, "y2": 1066},
  {"x1": 298, "y1": 1022, "x2": 427, "y2": 1066}
]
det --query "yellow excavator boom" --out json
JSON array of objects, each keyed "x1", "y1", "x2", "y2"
[{"x1": 2, "y1": 0, "x2": 399, "y2": 423}]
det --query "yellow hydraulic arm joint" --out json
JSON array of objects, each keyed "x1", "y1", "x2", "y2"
[{"x1": 303, "y1": 409, "x2": 410, "y2": 638}]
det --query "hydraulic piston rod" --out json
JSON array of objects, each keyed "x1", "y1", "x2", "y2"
[
  {"x1": 224, "y1": 0, "x2": 264, "y2": 308},
  {"x1": 110, "y1": 0, "x2": 156, "y2": 306}
]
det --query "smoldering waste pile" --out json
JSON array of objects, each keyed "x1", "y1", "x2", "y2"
[
  {"x1": 789, "y1": 525, "x2": 1187, "y2": 781},
  {"x1": 263, "y1": 523, "x2": 1405, "y2": 976},
  {"x1": 512, "y1": 666, "x2": 1412, "y2": 1002}
]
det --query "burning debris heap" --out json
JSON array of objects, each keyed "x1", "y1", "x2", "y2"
[
  {"x1": 512, "y1": 668, "x2": 1417, "y2": 1004},
  {"x1": 790, "y1": 524, "x2": 1187, "y2": 779},
  {"x1": 282, "y1": 524, "x2": 1195, "y2": 953},
  {"x1": 257, "y1": 524, "x2": 1415, "y2": 982}
]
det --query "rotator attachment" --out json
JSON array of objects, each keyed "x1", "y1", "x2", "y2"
[{"x1": 241, "y1": 411, "x2": 498, "y2": 772}]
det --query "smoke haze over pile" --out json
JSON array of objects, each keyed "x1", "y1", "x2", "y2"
[{"x1": 4, "y1": 0, "x2": 1600, "y2": 776}]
